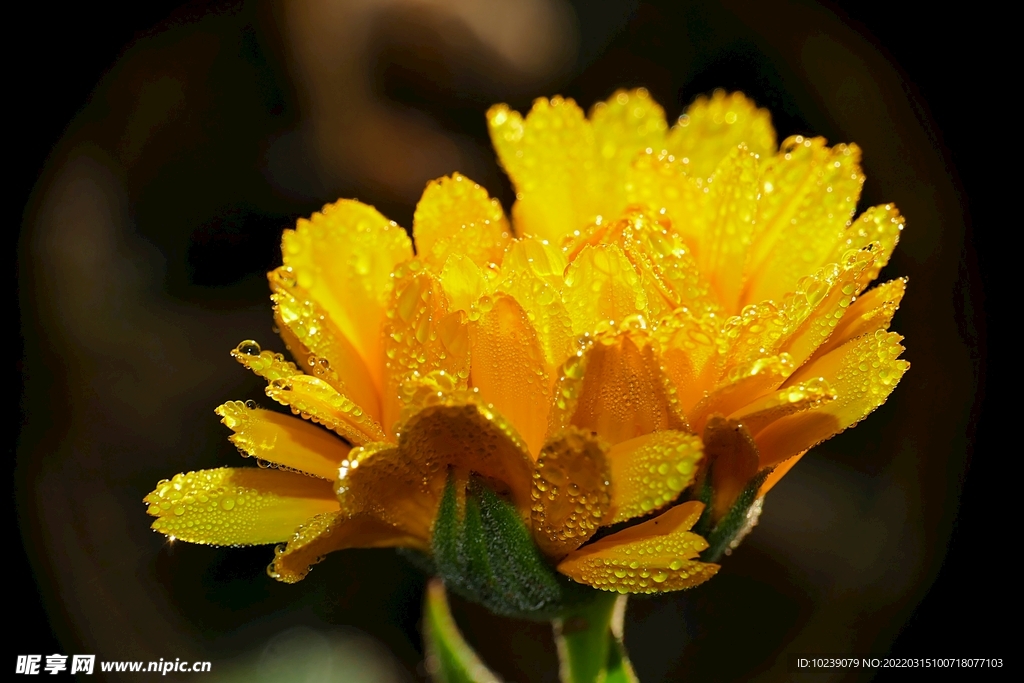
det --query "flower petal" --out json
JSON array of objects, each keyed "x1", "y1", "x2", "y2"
[
  {"x1": 269, "y1": 511, "x2": 426, "y2": 583},
  {"x1": 265, "y1": 374, "x2": 389, "y2": 445},
  {"x1": 470, "y1": 293, "x2": 552, "y2": 457},
  {"x1": 754, "y1": 330, "x2": 909, "y2": 467},
  {"x1": 215, "y1": 401, "x2": 351, "y2": 480},
  {"x1": 440, "y1": 254, "x2": 491, "y2": 315},
  {"x1": 606, "y1": 430, "x2": 703, "y2": 524},
  {"x1": 281, "y1": 199, "x2": 413, "y2": 391},
  {"x1": 145, "y1": 468, "x2": 339, "y2": 545},
  {"x1": 653, "y1": 309, "x2": 725, "y2": 412},
  {"x1": 558, "y1": 501, "x2": 719, "y2": 593},
  {"x1": 530, "y1": 428, "x2": 611, "y2": 557},
  {"x1": 701, "y1": 417, "x2": 760, "y2": 519},
  {"x1": 688, "y1": 354, "x2": 795, "y2": 437},
  {"x1": 590, "y1": 88, "x2": 668, "y2": 215},
  {"x1": 336, "y1": 396, "x2": 535, "y2": 541},
  {"x1": 563, "y1": 244, "x2": 647, "y2": 335},
  {"x1": 268, "y1": 270, "x2": 381, "y2": 421},
  {"x1": 495, "y1": 255, "x2": 574, "y2": 373},
  {"x1": 811, "y1": 277, "x2": 906, "y2": 360},
  {"x1": 488, "y1": 97, "x2": 599, "y2": 241},
  {"x1": 691, "y1": 146, "x2": 761, "y2": 313},
  {"x1": 413, "y1": 173, "x2": 510, "y2": 268},
  {"x1": 666, "y1": 90, "x2": 776, "y2": 179},
  {"x1": 743, "y1": 137, "x2": 864, "y2": 305},
  {"x1": 563, "y1": 328, "x2": 688, "y2": 445},
  {"x1": 829, "y1": 204, "x2": 904, "y2": 287},
  {"x1": 382, "y1": 263, "x2": 471, "y2": 433},
  {"x1": 625, "y1": 150, "x2": 704, "y2": 251},
  {"x1": 728, "y1": 379, "x2": 837, "y2": 437}
]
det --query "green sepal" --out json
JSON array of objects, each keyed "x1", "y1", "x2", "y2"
[
  {"x1": 423, "y1": 577, "x2": 501, "y2": 683},
  {"x1": 432, "y1": 474, "x2": 593, "y2": 620},
  {"x1": 700, "y1": 468, "x2": 772, "y2": 562}
]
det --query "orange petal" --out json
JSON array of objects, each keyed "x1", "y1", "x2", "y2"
[
  {"x1": 652, "y1": 309, "x2": 725, "y2": 412},
  {"x1": 469, "y1": 294, "x2": 552, "y2": 457},
  {"x1": 728, "y1": 379, "x2": 836, "y2": 437},
  {"x1": 488, "y1": 97, "x2": 599, "y2": 241},
  {"x1": 702, "y1": 417, "x2": 760, "y2": 519},
  {"x1": 563, "y1": 244, "x2": 647, "y2": 335},
  {"x1": 531, "y1": 428, "x2": 610, "y2": 557},
  {"x1": 269, "y1": 510, "x2": 427, "y2": 583},
  {"x1": 281, "y1": 200, "x2": 412, "y2": 392},
  {"x1": 606, "y1": 430, "x2": 703, "y2": 524},
  {"x1": 145, "y1": 468, "x2": 339, "y2": 545},
  {"x1": 382, "y1": 263, "x2": 472, "y2": 433},
  {"x1": 558, "y1": 501, "x2": 719, "y2": 593},
  {"x1": 413, "y1": 173, "x2": 510, "y2": 268},
  {"x1": 336, "y1": 396, "x2": 535, "y2": 541},
  {"x1": 666, "y1": 90, "x2": 776, "y2": 179},
  {"x1": 566, "y1": 328, "x2": 688, "y2": 445},
  {"x1": 757, "y1": 451, "x2": 805, "y2": 497},
  {"x1": 215, "y1": 401, "x2": 351, "y2": 480},
  {"x1": 754, "y1": 330, "x2": 909, "y2": 467},
  {"x1": 688, "y1": 354, "x2": 795, "y2": 437},
  {"x1": 743, "y1": 137, "x2": 864, "y2": 305},
  {"x1": 268, "y1": 271, "x2": 380, "y2": 421}
]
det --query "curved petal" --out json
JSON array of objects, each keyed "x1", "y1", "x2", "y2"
[
  {"x1": 558, "y1": 501, "x2": 719, "y2": 593},
  {"x1": 531, "y1": 428, "x2": 610, "y2": 557},
  {"x1": 606, "y1": 430, "x2": 703, "y2": 524},
  {"x1": 688, "y1": 354, "x2": 795, "y2": 437},
  {"x1": 666, "y1": 90, "x2": 776, "y2": 179},
  {"x1": 702, "y1": 417, "x2": 760, "y2": 519},
  {"x1": 470, "y1": 293, "x2": 552, "y2": 457},
  {"x1": 728, "y1": 379, "x2": 837, "y2": 437},
  {"x1": 268, "y1": 270, "x2": 380, "y2": 421},
  {"x1": 754, "y1": 330, "x2": 909, "y2": 467},
  {"x1": 810, "y1": 277, "x2": 906, "y2": 361},
  {"x1": 563, "y1": 244, "x2": 647, "y2": 335},
  {"x1": 558, "y1": 328, "x2": 688, "y2": 446},
  {"x1": 413, "y1": 173, "x2": 510, "y2": 268},
  {"x1": 145, "y1": 468, "x2": 338, "y2": 545},
  {"x1": 382, "y1": 263, "x2": 472, "y2": 433},
  {"x1": 215, "y1": 401, "x2": 351, "y2": 480},
  {"x1": 269, "y1": 511, "x2": 427, "y2": 583},
  {"x1": 742, "y1": 137, "x2": 864, "y2": 305},
  {"x1": 281, "y1": 199, "x2": 412, "y2": 391},
  {"x1": 440, "y1": 254, "x2": 492, "y2": 315},
  {"x1": 336, "y1": 394, "x2": 535, "y2": 541},
  {"x1": 488, "y1": 97, "x2": 599, "y2": 241}
]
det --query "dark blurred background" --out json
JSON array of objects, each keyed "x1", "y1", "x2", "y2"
[{"x1": 13, "y1": 0, "x2": 1000, "y2": 680}]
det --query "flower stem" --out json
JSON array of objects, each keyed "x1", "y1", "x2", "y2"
[{"x1": 553, "y1": 592, "x2": 637, "y2": 683}]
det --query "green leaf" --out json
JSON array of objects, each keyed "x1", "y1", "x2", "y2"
[
  {"x1": 700, "y1": 468, "x2": 772, "y2": 562},
  {"x1": 554, "y1": 592, "x2": 637, "y2": 683},
  {"x1": 423, "y1": 578, "x2": 501, "y2": 683},
  {"x1": 432, "y1": 474, "x2": 592, "y2": 620}
]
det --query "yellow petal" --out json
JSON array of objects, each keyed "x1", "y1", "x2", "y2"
[
  {"x1": 701, "y1": 417, "x2": 760, "y2": 519},
  {"x1": 624, "y1": 150, "x2": 704, "y2": 251},
  {"x1": 728, "y1": 379, "x2": 837, "y2": 437},
  {"x1": 145, "y1": 468, "x2": 338, "y2": 545},
  {"x1": 666, "y1": 90, "x2": 776, "y2": 179},
  {"x1": 606, "y1": 430, "x2": 703, "y2": 524},
  {"x1": 558, "y1": 501, "x2": 719, "y2": 593},
  {"x1": 531, "y1": 428, "x2": 611, "y2": 557},
  {"x1": 269, "y1": 511, "x2": 426, "y2": 583},
  {"x1": 470, "y1": 293, "x2": 552, "y2": 457},
  {"x1": 567, "y1": 328, "x2": 687, "y2": 445},
  {"x1": 336, "y1": 396, "x2": 535, "y2": 541},
  {"x1": 265, "y1": 374, "x2": 388, "y2": 445},
  {"x1": 413, "y1": 173, "x2": 510, "y2": 268},
  {"x1": 281, "y1": 199, "x2": 413, "y2": 391},
  {"x1": 563, "y1": 244, "x2": 647, "y2": 335},
  {"x1": 590, "y1": 88, "x2": 668, "y2": 216},
  {"x1": 268, "y1": 270, "x2": 380, "y2": 421},
  {"x1": 812, "y1": 277, "x2": 906, "y2": 360},
  {"x1": 754, "y1": 330, "x2": 909, "y2": 467},
  {"x1": 488, "y1": 97, "x2": 599, "y2": 241},
  {"x1": 743, "y1": 137, "x2": 864, "y2": 305},
  {"x1": 652, "y1": 308, "x2": 725, "y2": 412},
  {"x1": 382, "y1": 263, "x2": 471, "y2": 433},
  {"x1": 216, "y1": 401, "x2": 351, "y2": 480},
  {"x1": 440, "y1": 254, "x2": 491, "y2": 315},
  {"x1": 688, "y1": 354, "x2": 795, "y2": 437},
  {"x1": 692, "y1": 146, "x2": 761, "y2": 313},
  {"x1": 828, "y1": 204, "x2": 904, "y2": 287}
]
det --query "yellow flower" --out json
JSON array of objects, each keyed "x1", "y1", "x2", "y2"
[{"x1": 146, "y1": 88, "x2": 908, "y2": 598}]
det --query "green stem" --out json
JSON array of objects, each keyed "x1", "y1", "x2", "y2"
[
  {"x1": 553, "y1": 592, "x2": 637, "y2": 683},
  {"x1": 423, "y1": 578, "x2": 500, "y2": 683}
]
